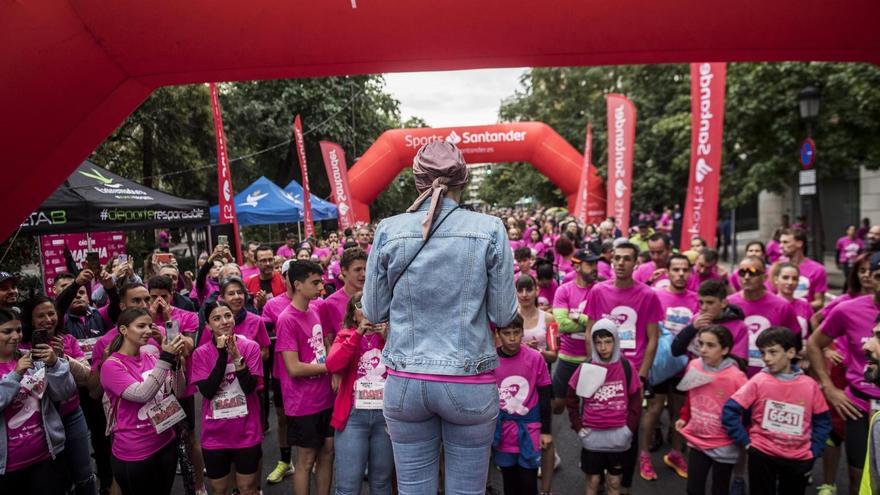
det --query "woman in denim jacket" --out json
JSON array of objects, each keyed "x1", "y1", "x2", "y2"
[{"x1": 364, "y1": 140, "x2": 517, "y2": 495}]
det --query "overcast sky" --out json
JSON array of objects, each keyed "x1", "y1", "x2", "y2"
[{"x1": 383, "y1": 68, "x2": 528, "y2": 128}]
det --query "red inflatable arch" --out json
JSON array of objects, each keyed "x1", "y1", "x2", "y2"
[
  {"x1": 2, "y1": 1, "x2": 879, "y2": 239},
  {"x1": 348, "y1": 123, "x2": 605, "y2": 223}
]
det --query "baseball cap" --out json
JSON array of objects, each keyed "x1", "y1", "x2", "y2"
[
  {"x1": 572, "y1": 248, "x2": 600, "y2": 264},
  {"x1": 0, "y1": 272, "x2": 17, "y2": 285},
  {"x1": 281, "y1": 259, "x2": 293, "y2": 275}
]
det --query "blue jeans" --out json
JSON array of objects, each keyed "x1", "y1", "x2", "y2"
[
  {"x1": 63, "y1": 406, "x2": 97, "y2": 495},
  {"x1": 334, "y1": 408, "x2": 394, "y2": 495},
  {"x1": 383, "y1": 375, "x2": 498, "y2": 495}
]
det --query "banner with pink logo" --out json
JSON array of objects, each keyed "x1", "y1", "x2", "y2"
[
  {"x1": 319, "y1": 141, "x2": 356, "y2": 229},
  {"x1": 605, "y1": 94, "x2": 636, "y2": 232},
  {"x1": 573, "y1": 123, "x2": 593, "y2": 225},
  {"x1": 209, "y1": 82, "x2": 242, "y2": 263},
  {"x1": 292, "y1": 115, "x2": 316, "y2": 239},
  {"x1": 681, "y1": 63, "x2": 726, "y2": 248},
  {"x1": 40, "y1": 232, "x2": 126, "y2": 296}
]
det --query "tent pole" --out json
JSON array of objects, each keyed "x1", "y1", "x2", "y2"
[{"x1": 297, "y1": 222, "x2": 302, "y2": 243}]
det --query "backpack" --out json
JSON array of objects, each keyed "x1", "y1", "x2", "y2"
[{"x1": 648, "y1": 323, "x2": 689, "y2": 386}]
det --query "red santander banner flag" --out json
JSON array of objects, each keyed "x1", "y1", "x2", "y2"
[
  {"x1": 573, "y1": 123, "x2": 593, "y2": 225},
  {"x1": 681, "y1": 63, "x2": 726, "y2": 249},
  {"x1": 292, "y1": 115, "x2": 315, "y2": 238},
  {"x1": 319, "y1": 141, "x2": 356, "y2": 229},
  {"x1": 209, "y1": 83, "x2": 242, "y2": 264},
  {"x1": 606, "y1": 94, "x2": 636, "y2": 232}
]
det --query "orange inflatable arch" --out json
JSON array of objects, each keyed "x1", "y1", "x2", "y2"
[{"x1": 348, "y1": 123, "x2": 605, "y2": 223}]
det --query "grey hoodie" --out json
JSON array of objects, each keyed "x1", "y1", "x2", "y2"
[{"x1": 0, "y1": 357, "x2": 76, "y2": 474}]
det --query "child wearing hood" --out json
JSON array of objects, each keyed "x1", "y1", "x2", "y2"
[
  {"x1": 722, "y1": 326, "x2": 831, "y2": 495},
  {"x1": 566, "y1": 318, "x2": 641, "y2": 495}
]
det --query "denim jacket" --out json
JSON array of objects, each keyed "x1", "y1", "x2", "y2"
[
  {"x1": 0, "y1": 357, "x2": 75, "y2": 474},
  {"x1": 363, "y1": 198, "x2": 517, "y2": 376}
]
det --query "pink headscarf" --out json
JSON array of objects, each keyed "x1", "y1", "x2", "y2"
[{"x1": 407, "y1": 141, "x2": 469, "y2": 239}]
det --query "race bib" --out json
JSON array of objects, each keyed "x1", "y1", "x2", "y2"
[
  {"x1": 354, "y1": 380, "x2": 385, "y2": 410},
  {"x1": 78, "y1": 337, "x2": 99, "y2": 361},
  {"x1": 663, "y1": 307, "x2": 693, "y2": 336},
  {"x1": 20, "y1": 367, "x2": 46, "y2": 399},
  {"x1": 761, "y1": 400, "x2": 804, "y2": 436},
  {"x1": 212, "y1": 388, "x2": 248, "y2": 419},
  {"x1": 147, "y1": 395, "x2": 185, "y2": 434}
]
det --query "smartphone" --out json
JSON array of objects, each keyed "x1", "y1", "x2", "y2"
[
  {"x1": 117, "y1": 254, "x2": 128, "y2": 265},
  {"x1": 217, "y1": 235, "x2": 228, "y2": 246},
  {"x1": 164, "y1": 320, "x2": 180, "y2": 341},
  {"x1": 31, "y1": 330, "x2": 50, "y2": 359},
  {"x1": 85, "y1": 251, "x2": 101, "y2": 272},
  {"x1": 155, "y1": 253, "x2": 173, "y2": 265}
]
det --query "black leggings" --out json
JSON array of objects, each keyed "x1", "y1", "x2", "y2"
[
  {"x1": 500, "y1": 464, "x2": 538, "y2": 495},
  {"x1": 111, "y1": 440, "x2": 178, "y2": 495},
  {"x1": 0, "y1": 457, "x2": 66, "y2": 495},
  {"x1": 687, "y1": 448, "x2": 734, "y2": 495},
  {"x1": 747, "y1": 447, "x2": 812, "y2": 495}
]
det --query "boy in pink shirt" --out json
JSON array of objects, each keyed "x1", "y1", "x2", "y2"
[
  {"x1": 493, "y1": 314, "x2": 552, "y2": 495},
  {"x1": 723, "y1": 327, "x2": 831, "y2": 495},
  {"x1": 565, "y1": 318, "x2": 642, "y2": 495}
]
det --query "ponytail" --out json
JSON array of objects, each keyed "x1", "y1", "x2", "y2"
[
  {"x1": 107, "y1": 307, "x2": 151, "y2": 357},
  {"x1": 105, "y1": 334, "x2": 125, "y2": 358}
]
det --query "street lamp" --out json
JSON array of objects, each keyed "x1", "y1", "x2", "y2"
[{"x1": 797, "y1": 85, "x2": 823, "y2": 261}]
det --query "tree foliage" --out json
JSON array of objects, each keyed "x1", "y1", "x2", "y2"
[{"x1": 490, "y1": 63, "x2": 880, "y2": 210}]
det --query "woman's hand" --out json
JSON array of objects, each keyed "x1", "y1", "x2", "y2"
[
  {"x1": 32, "y1": 344, "x2": 58, "y2": 367},
  {"x1": 674, "y1": 419, "x2": 686, "y2": 431},
  {"x1": 356, "y1": 319, "x2": 372, "y2": 335},
  {"x1": 227, "y1": 335, "x2": 241, "y2": 363},
  {"x1": 50, "y1": 335, "x2": 65, "y2": 359},
  {"x1": 215, "y1": 334, "x2": 229, "y2": 349},
  {"x1": 15, "y1": 352, "x2": 34, "y2": 374},
  {"x1": 162, "y1": 335, "x2": 186, "y2": 356}
]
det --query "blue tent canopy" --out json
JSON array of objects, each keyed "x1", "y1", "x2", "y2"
[
  {"x1": 282, "y1": 180, "x2": 338, "y2": 220},
  {"x1": 210, "y1": 176, "x2": 303, "y2": 226}
]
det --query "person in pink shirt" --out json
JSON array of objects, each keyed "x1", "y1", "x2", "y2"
[
  {"x1": 632, "y1": 233, "x2": 673, "y2": 289},
  {"x1": 687, "y1": 248, "x2": 730, "y2": 293},
  {"x1": 835, "y1": 224, "x2": 864, "y2": 286},
  {"x1": 675, "y1": 325, "x2": 748, "y2": 495},
  {"x1": 100, "y1": 307, "x2": 187, "y2": 495},
  {"x1": 672, "y1": 279, "x2": 748, "y2": 364},
  {"x1": 728, "y1": 257, "x2": 801, "y2": 376},
  {"x1": 276, "y1": 232, "x2": 297, "y2": 259},
  {"x1": 766, "y1": 230, "x2": 783, "y2": 265},
  {"x1": 318, "y1": 247, "x2": 367, "y2": 341},
  {"x1": 514, "y1": 247, "x2": 537, "y2": 280},
  {"x1": 325, "y1": 292, "x2": 393, "y2": 495},
  {"x1": 565, "y1": 318, "x2": 642, "y2": 495},
  {"x1": 239, "y1": 241, "x2": 261, "y2": 282},
  {"x1": 553, "y1": 237, "x2": 575, "y2": 280},
  {"x1": 0, "y1": 307, "x2": 75, "y2": 494},
  {"x1": 807, "y1": 253, "x2": 880, "y2": 492},
  {"x1": 534, "y1": 261, "x2": 558, "y2": 312},
  {"x1": 526, "y1": 229, "x2": 547, "y2": 259},
  {"x1": 771, "y1": 263, "x2": 813, "y2": 340},
  {"x1": 493, "y1": 314, "x2": 553, "y2": 495},
  {"x1": 508, "y1": 227, "x2": 525, "y2": 253},
  {"x1": 780, "y1": 228, "x2": 828, "y2": 311},
  {"x1": 356, "y1": 227, "x2": 372, "y2": 254},
  {"x1": 723, "y1": 327, "x2": 831, "y2": 495},
  {"x1": 640, "y1": 253, "x2": 696, "y2": 480},
  {"x1": 191, "y1": 301, "x2": 263, "y2": 495},
  {"x1": 584, "y1": 242, "x2": 663, "y2": 489},
  {"x1": 729, "y1": 241, "x2": 766, "y2": 291},
  {"x1": 276, "y1": 260, "x2": 334, "y2": 495},
  {"x1": 199, "y1": 279, "x2": 270, "y2": 359}
]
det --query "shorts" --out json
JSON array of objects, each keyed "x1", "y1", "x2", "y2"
[
  {"x1": 287, "y1": 408, "x2": 334, "y2": 449},
  {"x1": 844, "y1": 412, "x2": 870, "y2": 469},
  {"x1": 202, "y1": 443, "x2": 262, "y2": 479},
  {"x1": 552, "y1": 359, "x2": 582, "y2": 398},
  {"x1": 580, "y1": 448, "x2": 624, "y2": 476},
  {"x1": 272, "y1": 378, "x2": 284, "y2": 408},
  {"x1": 651, "y1": 375, "x2": 683, "y2": 395},
  {"x1": 180, "y1": 395, "x2": 196, "y2": 431}
]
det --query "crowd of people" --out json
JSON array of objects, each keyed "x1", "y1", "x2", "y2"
[{"x1": 2, "y1": 148, "x2": 880, "y2": 495}]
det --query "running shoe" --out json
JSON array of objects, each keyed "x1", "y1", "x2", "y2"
[
  {"x1": 266, "y1": 460, "x2": 293, "y2": 484},
  {"x1": 730, "y1": 477, "x2": 746, "y2": 495},
  {"x1": 663, "y1": 451, "x2": 688, "y2": 479},
  {"x1": 639, "y1": 452, "x2": 658, "y2": 481},
  {"x1": 817, "y1": 484, "x2": 837, "y2": 495}
]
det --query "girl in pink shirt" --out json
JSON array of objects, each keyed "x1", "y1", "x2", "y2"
[
  {"x1": 100, "y1": 308, "x2": 187, "y2": 495},
  {"x1": 198, "y1": 279, "x2": 271, "y2": 359},
  {"x1": 191, "y1": 301, "x2": 263, "y2": 495},
  {"x1": 674, "y1": 325, "x2": 747, "y2": 495},
  {"x1": 771, "y1": 263, "x2": 814, "y2": 340}
]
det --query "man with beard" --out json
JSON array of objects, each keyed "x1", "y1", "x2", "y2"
[
  {"x1": 632, "y1": 233, "x2": 673, "y2": 288},
  {"x1": 318, "y1": 247, "x2": 367, "y2": 339},
  {"x1": 866, "y1": 224, "x2": 880, "y2": 253},
  {"x1": 808, "y1": 252, "x2": 880, "y2": 495},
  {"x1": 0, "y1": 271, "x2": 19, "y2": 312},
  {"x1": 779, "y1": 228, "x2": 828, "y2": 311}
]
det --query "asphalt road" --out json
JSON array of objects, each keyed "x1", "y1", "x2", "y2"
[{"x1": 171, "y1": 399, "x2": 849, "y2": 495}]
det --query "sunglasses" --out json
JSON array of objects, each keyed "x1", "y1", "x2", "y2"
[
  {"x1": 354, "y1": 301, "x2": 363, "y2": 310},
  {"x1": 738, "y1": 267, "x2": 764, "y2": 278}
]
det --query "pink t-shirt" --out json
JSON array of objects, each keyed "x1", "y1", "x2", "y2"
[
  {"x1": 835, "y1": 236, "x2": 863, "y2": 266},
  {"x1": 526, "y1": 241, "x2": 547, "y2": 258},
  {"x1": 275, "y1": 305, "x2": 334, "y2": 417},
  {"x1": 787, "y1": 297, "x2": 813, "y2": 339},
  {"x1": 100, "y1": 351, "x2": 177, "y2": 461},
  {"x1": 317, "y1": 289, "x2": 350, "y2": 339},
  {"x1": 727, "y1": 292, "x2": 800, "y2": 373},
  {"x1": 240, "y1": 265, "x2": 260, "y2": 282},
  {"x1": 537, "y1": 280, "x2": 558, "y2": 310},
  {"x1": 679, "y1": 359, "x2": 748, "y2": 452},
  {"x1": 91, "y1": 326, "x2": 164, "y2": 373},
  {"x1": 585, "y1": 281, "x2": 664, "y2": 370},
  {"x1": 198, "y1": 311, "x2": 270, "y2": 349},
  {"x1": 821, "y1": 296, "x2": 880, "y2": 413},
  {"x1": 552, "y1": 281, "x2": 592, "y2": 360},
  {"x1": 496, "y1": 347, "x2": 551, "y2": 453},
  {"x1": 554, "y1": 254, "x2": 573, "y2": 280},
  {"x1": 352, "y1": 332, "x2": 388, "y2": 405},
  {"x1": 687, "y1": 267, "x2": 729, "y2": 292},
  {"x1": 568, "y1": 359, "x2": 640, "y2": 429},
  {"x1": 261, "y1": 292, "x2": 292, "y2": 327},
  {"x1": 655, "y1": 289, "x2": 699, "y2": 337},
  {"x1": 276, "y1": 244, "x2": 295, "y2": 259},
  {"x1": 597, "y1": 260, "x2": 613, "y2": 281},
  {"x1": 0, "y1": 361, "x2": 49, "y2": 472},
  {"x1": 58, "y1": 334, "x2": 85, "y2": 416},
  {"x1": 633, "y1": 261, "x2": 670, "y2": 289},
  {"x1": 191, "y1": 335, "x2": 263, "y2": 450},
  {"x1": 730, "y1": 372, "x2": 829, "y2": 460},
  {"x1": 792, "y1": 258, "x2": 828, "y2": 303},
  {"x1": 766, "y1": 241, "x2": 782, "y2": 264}
]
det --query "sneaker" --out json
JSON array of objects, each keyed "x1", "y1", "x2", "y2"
[
  {"x1": 817, "y1": 484, "x2": 837, "y2": 495},
  {"x1": 730, "y1": 477, "x2": 746, "y2": 495},
  {"x1": 639, "y1": 452, "x2": 658, "y2": 481},
  {"x1": 266, "y1": 460, "x2": 293, "y2": 484},
  {"x1": 663, "y1": 451, "x2": 688, "y2": 479}
]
